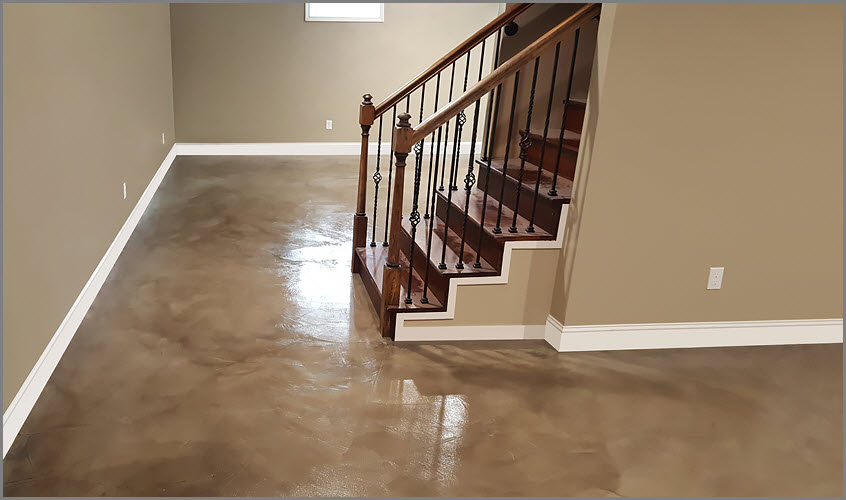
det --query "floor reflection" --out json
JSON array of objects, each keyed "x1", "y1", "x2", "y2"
[{"x1": 2, "y1": 156, "x2": 841, "y2": 497}]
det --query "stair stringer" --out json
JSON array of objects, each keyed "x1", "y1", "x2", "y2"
[{"x1": 394, "y1": 205, "x2": 569, "y2": 342}]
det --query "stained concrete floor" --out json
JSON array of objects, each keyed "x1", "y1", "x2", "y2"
[{"x1": 3, "y1": 155, "x2": 842, "y2": 496}]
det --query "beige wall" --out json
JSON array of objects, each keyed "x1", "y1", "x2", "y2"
[
  {"x1": 3, "y1": 3, "x2": 175, "y2": 409},
  {"x1": 550, "y1": 3, "x2": 843, "y2": 326},
  {"x1": 169, "y1": 3, "x2": 501, "y2": 143}
]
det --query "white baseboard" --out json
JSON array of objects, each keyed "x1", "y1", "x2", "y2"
[
  {"x1": 174, "y1": 141, "x2": 482, "y2": 156},
  {"x1": 544, "y1": 315, "x2": 843, "y2": 352},
  {"x1": 395, "y1": 324, "x2": 546, "y2": 342},
  {"x1": 2, "y1": 146, "x2": 178, "y2": 458}
]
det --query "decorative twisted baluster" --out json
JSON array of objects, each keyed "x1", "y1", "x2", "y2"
[
  {"x1": 474, "y1": 83, "x2": 502, "y2": 268},
  {"x1": 382, "y1": 105, "x2": 397, "y2": 246},
  {"x1": 509, "y1": 56, "x2": 540, "y2": 233},
  {"x1": 494, "y1": 71, "x2": 521, "y2": 234},
  {"x1": 370, "y1": 114, "x2": 384, "y2": 246},
  {"x1": 456, "y1": 102, "x2": 479, "y2": 269},
  {"x1": 450, "y1": 52, "x2": 472, "y2": 191},
  {"x1": 439, "y1": 62, "x2": 456, "y2": 191},
  {"x1": 439, "y1": 111, "x2": 466, "y2": 270},
  {"x1": 422, "y1": 124, "x2": 443, "y2": 304},
  {"x1": 456, "y1": 42, "x2": 486, "y2": 269},
  {"x1": 550, "y1": 28, "x2": 581, "y2": 197},
  {"x1": 527, "y1": 43, "x2": 561, "y2": 233},
  {"x1": 481, "y1": 28, "x2": 503, "y2": 163},
  {"x1": 413, "y1": 83, "x2": 427, "y2": 199},
  {"x1": 405, "y1": 139, "x2": 424, "y2": 304},
  {"x1": 424, "y1": 73, "x2": 441, "y2": 219}
]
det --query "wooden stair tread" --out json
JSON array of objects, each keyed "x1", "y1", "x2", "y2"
[
  {"x1": 401, "y1": 216, "x2": 498, "y2": 275},
  {"x1": 485, "y1": 159, "x2": 574, "y2": 202},
  {"x1": 355, "y1": 246, "x2": 445, "y2": 311},
  {"x1": 437, "y1": 187, "x2": 554, "y2": 241},
  {"x1": 527, "y1": 129, "x2": 581, "y2": 153}
]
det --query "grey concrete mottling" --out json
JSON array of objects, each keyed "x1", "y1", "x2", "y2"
[{"x1": 3, "y1": 156, "x2": 842, "y2": 496}]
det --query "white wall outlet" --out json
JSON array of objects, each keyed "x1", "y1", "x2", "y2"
[
  {"x1": 162, "y1": 132, "x2": 166, "y2": 145},
  {"x1": 123, "y1": 182, "x2": 127, "y2": 200},
  {"x1": 325, "y1": 120, "x2": 333, "y2": 130},
  {"x1": 707, "y1": 267, "x2": 724, "y2": 290}
]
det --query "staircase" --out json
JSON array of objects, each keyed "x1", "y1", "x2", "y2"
[{"x1": 352, "y1": 3, "x2": 600, "y2": 338}]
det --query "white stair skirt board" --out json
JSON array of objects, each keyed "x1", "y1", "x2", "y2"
[
  {"x1": 174, "y1": 142, "x2": 482, "y2": 156},
  {"x1": 2, "y1": 146, "x2": 179, "y2": 458},
  {"x1": 393, "y1": 206, "x2": 570, "y2": 342},
  {"x1": 544, "y1": 315, "x2": 844, "y2": 352}
]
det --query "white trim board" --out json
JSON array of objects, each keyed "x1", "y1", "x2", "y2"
[
  {"x1": 2, "y1": 146, "x2": 179, "y2": 458},
  {"x1": 174, "y1": 141, "x2": 482, "y2": 156},
  {"x1": 544, "y1": 316, "x2": 843, "y2": 352}
]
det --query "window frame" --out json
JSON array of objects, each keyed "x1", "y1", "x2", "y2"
[{"x1": 304, "y1": 3, "x2": 385, "y2": 23}]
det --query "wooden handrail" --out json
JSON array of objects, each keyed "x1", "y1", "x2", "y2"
[
  {"x1": 403, "y1": 3, "x2": 600, "y2": 149},
  {"x1": 372, "y1": 3, "x2": 534, "y2": 119}
]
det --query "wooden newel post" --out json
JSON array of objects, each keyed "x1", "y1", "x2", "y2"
[
  {"x1": 379, "y1": 112, "x2": 414, "y2": 337},
  {"x1": 352, "y1": 94, "x2": 375, "y2": 273}
]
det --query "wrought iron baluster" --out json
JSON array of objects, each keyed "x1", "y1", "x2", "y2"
[
  {"x1": 450, "y1": 52, "x2": 472, "y2": 191},
  {"x1": 439, "y1": 62, "x2": 456, "y2": 191},
  {"x1": 405, "y1": 140, "x2": 424, "y2": 304},
  {"x1": 405, "y1": 95, "x2": 410, "y2": 113},
  {"x1": 494, "y1": 71, "x2": 521, "y2": 234},
  {"x1": 527, "y1": 42, "x2": 561, "y2": 233},
  {"x1": 474, "y1": 83, "x2": 502, "y2": 268},
  {"x1": 382, "y1": 105, "x2": 397, "y2": 246},
  {"x1": 370, "y1": 115, "x2": 384, "y2": 246},
  {"x1": 421, "y1": 123, "x2": 444, "y2": 304},
  {"x1": 456, "y1": 41, "x2": 486, "y2": 269},
  {"x1": 423, "y1": 73, "x2": 441, "y2": 219},
  {"x1": 457, "y1": 97, "x2": 482, "y2": 269},
  {"x1": 510, "y1": 56, "x2": 540, "y2": 233},
  {"x1": 550, "y1": 28, "x2": 580, "y2": 197},
  {"x1": 481, "y1": 28, "x2": 503, "y2": 163},
  {"x1": 413, "y1": 82, "x2": 427, "y2": 186},
  {"x1": 439, "y1": 112, "x2": 466, "y2": 270}
]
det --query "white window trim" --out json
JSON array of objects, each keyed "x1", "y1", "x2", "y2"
[{"x1": 304, "y1": 3, "x2": 384, "y2": 23}]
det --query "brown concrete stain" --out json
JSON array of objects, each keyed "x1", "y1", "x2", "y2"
[{"x1": 3, "y1": 155, "x2": 842, "y2": 496}]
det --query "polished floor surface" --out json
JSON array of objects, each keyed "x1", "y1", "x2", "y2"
[{"x1": 4, "y1": 156, "x2": 842, "y2": 496}]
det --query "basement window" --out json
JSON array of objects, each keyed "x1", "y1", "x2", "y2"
[{"x1": 305, "y1": 3, "x2": 384, "y2": 22}]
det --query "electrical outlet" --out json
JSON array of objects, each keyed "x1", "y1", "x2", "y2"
[
  {"x1": 123, "y1": 182, "x2": 127, "y2": 200},
  {"x1": 707, "y1": 267, "x2": 724, "y2": 290},
  {"x1": 326, "y1": 120, "x2": 333, "y2": 130}
]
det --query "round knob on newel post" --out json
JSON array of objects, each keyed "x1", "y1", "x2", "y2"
[
  {"x1": 393, "y1": 113, "x2": 414, "y2": 154},
  {"x1": 359, "y1": 93, "x2": 375, "y2": 127},
  {"x1": 396, "y1": 112, "x2": 412, "y2": 128}
]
